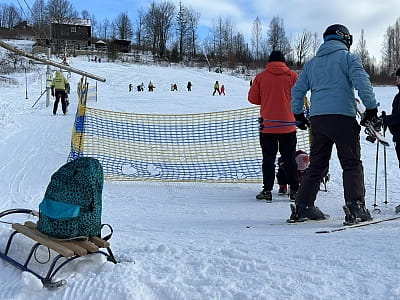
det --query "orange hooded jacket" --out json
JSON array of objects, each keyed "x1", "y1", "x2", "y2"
[{"x1": 248, "y1": 61, "x2": 298, "y2": 134}]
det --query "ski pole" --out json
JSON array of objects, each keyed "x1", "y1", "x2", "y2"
[
  {"x1": 383, "y1": 140, "x2": 388, "y2": 204},
  {"x1": 373, "y1": 141, "x2": 379, "y2": 210},
  {"x1": 382, "y1": 113, "x2": 388, "y2": 204}
]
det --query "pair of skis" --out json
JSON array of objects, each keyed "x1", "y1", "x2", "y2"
[
  {"x1": 288, "y1": 203, "x2": 400, "y2": 233},
  {"x1": 355, "y1": 98, "x2": 389, "y2": 147}
]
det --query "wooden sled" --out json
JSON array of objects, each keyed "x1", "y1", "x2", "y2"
[{"x1": 0, "y1": 211, "x2": 117, "y2": 288}]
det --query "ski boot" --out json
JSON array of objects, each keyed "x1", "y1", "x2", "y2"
[
  {"x1": 256, "y1": 190, "x2": 272, "y2": 202},
  {"x1": 289, "y1": 189, "x2": 297, "y2": 202},
  {"x1": 343, "y1": 200, "x2": 373, "y2": 225},
  {"x1": 287, "y1": 203, "x2": 328, "y2": 223},
  {"x1": 278, "y1": 185, "x2": 288, "y2": 195}
]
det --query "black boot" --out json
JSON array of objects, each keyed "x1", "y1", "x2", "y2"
[
  {"x1": 344, "y1": 200, "x2": 372, "y2": 225},
  {"x1": 256, "y1": 190, "x2": 272, "y2": 202},
  {"x1": 287, "y1": 203, "x2": 327, "y2": 223}
]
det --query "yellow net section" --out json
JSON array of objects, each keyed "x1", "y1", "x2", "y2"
[{"x1": 69, "y1": 81, "x2": 310, "y2": 183}]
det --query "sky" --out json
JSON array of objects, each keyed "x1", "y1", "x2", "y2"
[
  {"x1": 12, "y1": 0, "x2": 400, "y2": 62},
  {"x1": 1, "y1": 40, "x2": 400, "y2": 298}
]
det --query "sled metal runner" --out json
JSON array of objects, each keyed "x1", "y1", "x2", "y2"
[{"x1": 0, "y1": 210, "x2": 117, "y2": 288}]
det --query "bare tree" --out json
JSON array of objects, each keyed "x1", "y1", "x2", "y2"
[
  {"x1": 96, "y1": 18, "x2": 111, "y2": 40},
  {"x1": 294, "y1": 29, "x2": 312, "y2": 66},
  {"x1": 31, "y1": 0, "x2": 46, "y2": 26},
  {"x1": 212, "y1": 17, "x2": 226, "y2": 65},
  {"x1": 29, "y1": 0, "x2": 48, "y2": 40},
  {"x1": 176, "y1": 1, "x2": 188, "y2": 59},
  {"x1": 46, "y1": 0, "x2": 77, "y2": 23},
  {"x1": 134, "y1": 8, "x2": 145, "y2": 51},
  {"x1": 102, "y1": 18, "x2": 110, "y2": 40},
  {"x1": 251, "y1": 17, "x2": 262, "y2": 61},
  {"x1": 311, "y1": 32, "x2": 320, "y2": 56},
  {"x1": 382, "y1": 18, "x2": 400, "y2": 74},
  {"x1": 186, "y1": 7, "x2": 200, "y2": 58},
  {"x1": 144, "y1": 1, "x2": 176, "y2": 57},
  {"x1": 114, "y1": 12, "x2": 133, "y2": 40},
  {"x1": 90, "y1": 13, "x2": 97, "y2": 39},
  {"x1": 266, "y1": 16, "x2": 290, "y2": 55},
  {"x1": 1, "y1": 4, "x2": 22, "y2": 28},
  {"x1": 231, "y1": 31, "x2": 250, "y2": 66},
  {"x1": 354, "y1": 29, "x2": 371, "y2": 70}
]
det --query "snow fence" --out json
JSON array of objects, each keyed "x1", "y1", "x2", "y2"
[{"x1": 68, "y1": 81, "x2": 310, "y2": 183}]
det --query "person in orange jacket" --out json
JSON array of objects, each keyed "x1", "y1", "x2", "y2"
[{"x1": 248, "y1": 50, "x2": 299, "y2": 202}]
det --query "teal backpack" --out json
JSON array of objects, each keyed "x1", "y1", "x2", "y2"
[{"x1": 37, "y1": 157, "x2": 103, "y2": 239}]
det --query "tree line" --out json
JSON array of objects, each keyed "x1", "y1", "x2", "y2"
[{"x1": 0, "y1": 0, "x2": 399, "y2": 77}]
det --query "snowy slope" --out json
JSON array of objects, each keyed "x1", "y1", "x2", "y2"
[{"x1": 0, "y1": 50, "x2": 400, "y2": 300}]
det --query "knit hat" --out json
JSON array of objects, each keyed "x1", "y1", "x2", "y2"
[{"x1": 268, "y1": 50, "x2": 285, "y2": 63}]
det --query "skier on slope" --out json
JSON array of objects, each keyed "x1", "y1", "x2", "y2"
[
  {"x1": 51, "y1": 70, "x2": 70, "y2": 115},
  {"x1": 288, "y1": 24, "x2": 379, "y2": 224},
  {"x1": 381, "y1": 68, "x2": 400, "y2": 212}
]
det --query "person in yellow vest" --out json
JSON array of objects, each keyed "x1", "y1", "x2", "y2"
[
  {"x1": 51, "y1": 70, "x2": 70, "y2": 115},
  {"x1": 212, "y1": 80, "x2": 220, "y2": 95}
]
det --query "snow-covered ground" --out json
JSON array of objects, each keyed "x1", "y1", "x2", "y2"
[{"x1": 1, "y1": 42, "x2": 400, "y2": 300}]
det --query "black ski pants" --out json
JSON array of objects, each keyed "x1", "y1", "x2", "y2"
[
  {"x1": 295, "y1": 115, "x2": 365, "y2": 207},
  {"x1": 259, "y1": 131, "x2": 299, "y2": 192},
  {"x1": 53, "y1": 90, "x2": 67, "y2": 114}
]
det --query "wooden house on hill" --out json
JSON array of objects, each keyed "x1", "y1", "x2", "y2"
[{"x1": 51, "y1": 18, "x2": 91, "y2": 52}]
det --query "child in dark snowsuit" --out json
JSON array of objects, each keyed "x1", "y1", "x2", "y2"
[{"x1": 276, "y1": 150, "x2": 309, "y2": 196}]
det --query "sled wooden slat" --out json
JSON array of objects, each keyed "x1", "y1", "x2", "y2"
[
  {"x1": 89, "y1": 236, "x2": 110, "y2": 248},
  {"x1": 23, "y1": 221, "x2": 88, "y2": 256},
  {"x1": 74, "y1": 240, "x2": 99, "y2": 253},
  {"x1": 12, "y1": 221, "x2": 110, "y2": 258},
  {"x1": 11, "y1": 223, "x2": 74, "y2": 257}
]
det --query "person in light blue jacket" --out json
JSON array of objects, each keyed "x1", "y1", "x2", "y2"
[{"x1": 288, "y1": 24, "x2": 379, "y2": 224}]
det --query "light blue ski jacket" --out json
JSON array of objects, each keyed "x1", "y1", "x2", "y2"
[{"x1": 291, "y1": 40, "x2": 377, "y2": 117}]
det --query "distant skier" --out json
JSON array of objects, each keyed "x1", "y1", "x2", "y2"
[
  {"x1": 51, "y1": 70, "x2": 70, "y2": 115},
  {"x1": 137, "y1": 82, "x2": 144, "y2": 92},
  {"x1": 220, "y1": 84, "x2": 225, "y2": 95},
  {"x1": 187, "y1": 81, "x2": 192, "y2": 91},
  {"x1": 288, "y1": 24, "x2": 379, "y2": 224},
  {"x1": 148, "y1": 81, "x2": 155, "y2": 92},
  {"x1": 212, "y1": 81, "x2": 220, "y2": 96},
  {"x1": 129, "y1": 83, "x2": 133, "y2": 92}
]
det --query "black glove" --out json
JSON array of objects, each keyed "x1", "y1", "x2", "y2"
[
  {"x1": 360, "y1": 107, "x2": 378, "y2": 126},
  {"x1": 294, "y1": 113, "x2": 310, "y2": 130}
]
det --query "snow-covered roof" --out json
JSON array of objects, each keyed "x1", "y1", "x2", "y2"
[{"x1": 52, "y1": 18, "x2": 91, "y2": 27}]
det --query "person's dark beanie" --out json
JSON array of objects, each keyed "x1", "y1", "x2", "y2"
[
  {"x1": 396, "y1": 68, "x2": 400, "y2": 76},
  {"x1": 268, "y1": 50, "x2": 285, "y2": 63}
]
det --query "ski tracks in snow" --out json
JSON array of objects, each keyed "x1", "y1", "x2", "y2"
[{"x1": 0, "y1": 110, "x2": 73, "y2": 210}]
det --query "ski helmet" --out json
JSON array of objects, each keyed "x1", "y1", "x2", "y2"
[{"x1": 323, "y1": 24, "x2": 353, "y2": 49}]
